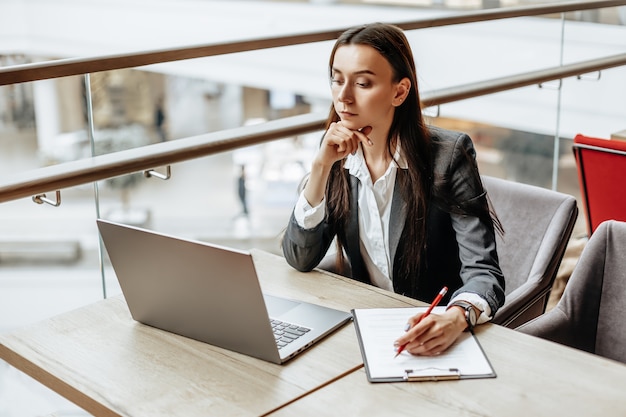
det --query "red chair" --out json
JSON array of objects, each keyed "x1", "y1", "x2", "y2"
[{"x1": 573, "y1": 134, "x2": 626, "y2": 236}]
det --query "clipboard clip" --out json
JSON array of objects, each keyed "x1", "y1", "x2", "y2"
[{"x1": 404, "y1": 367, "x2": 461, "y2": 382}]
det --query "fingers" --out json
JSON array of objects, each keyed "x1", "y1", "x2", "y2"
[
  {"x1": 322, "y1": 123, "x2": 373, "y2": 160},
  {"x1": 405, "y1": 334, "x2": 451, "y2": 356},
  {"x1": 329, "y1": 126, "x2": 359, "y2": 155},
  {"x1": 359, "y1": 125, "x2": 373, "y2": 140},
  {"x1": 393, "y1": 314, "x2": 431, "y2": 351},
  {"x1": 356, "y1": 125, "x2": 374, "y2": 146},
  {"x1": 394, "y1": 313, "x2": 463, "y2": 357}
]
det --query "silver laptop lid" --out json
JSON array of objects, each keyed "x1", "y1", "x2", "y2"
[{"x1": 97, "y1": 219, "x2": 283, "y2": 363}]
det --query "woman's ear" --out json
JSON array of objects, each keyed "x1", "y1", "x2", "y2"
[{"x1": 393, "y1": 78, "x2": 411, "y2": 107}]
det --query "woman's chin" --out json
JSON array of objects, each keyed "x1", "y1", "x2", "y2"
[{"x1": 338, "y1": 120, "x2": 362, "y2": 131}]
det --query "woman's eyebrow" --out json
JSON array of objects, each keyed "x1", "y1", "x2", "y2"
[{"x1": 332, "y1": 68, "x2": 376, "y2": 76}]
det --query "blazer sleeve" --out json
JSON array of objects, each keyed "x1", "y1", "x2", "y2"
[
  {"x1": 437, "y1": 130, "x2": 506, "y2": 314},
  {"x1": 281, "y1": 212, "x2": 337, "y2": 272}
]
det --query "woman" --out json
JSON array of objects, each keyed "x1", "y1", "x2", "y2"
[{"x1": 282, "y1": 23, "x2": 505, "y2": 356}]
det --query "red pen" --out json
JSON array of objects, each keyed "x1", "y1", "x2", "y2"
[{"x1": 394, "y1": 286, "x2": 448, "y2": 358}]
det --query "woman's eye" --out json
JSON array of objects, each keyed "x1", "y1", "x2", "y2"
[{"x1": 330, "y1": 78, "x2": 369, "y2": 87}]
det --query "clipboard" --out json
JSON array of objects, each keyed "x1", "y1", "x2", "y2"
[{"x1": 352, "y1": 307, "x2": 496, "y2": 382}]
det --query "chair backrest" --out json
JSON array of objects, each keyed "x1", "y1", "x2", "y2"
[
  {"x1": 573, "y1": 134, "x2": 626, "y2": 236},
  {"x1": 482, "y1": 176, "x2": 578, "y2": 328},
  {"x1": 518, "y1": 220, "x2": 626, "y2": 364}
]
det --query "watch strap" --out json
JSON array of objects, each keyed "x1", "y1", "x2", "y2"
[{"x1": 448, "y1": 301, "x2": 477, "y2": 331}]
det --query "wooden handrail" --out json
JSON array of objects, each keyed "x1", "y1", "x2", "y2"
[
  {"x1": 1, "y1": 53, "x2": 625, "y2": 204},
  {"x1": 421, "y1": 53, "x2": 626, "y2": 107},
  {"x1": 0, "y1": 113, "x2": 326, "y2": 204},
  {"x1": 1, "y1": 0, "x2": 624, "y2": 85}
]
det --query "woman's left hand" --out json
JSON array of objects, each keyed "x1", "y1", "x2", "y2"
[{"x1": 393, "y1": 308, "x2": 467, "y2": 356}]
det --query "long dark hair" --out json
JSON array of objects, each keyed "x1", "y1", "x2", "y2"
[{"x1": 325, "y1": 23, "x2": 431, "y2": 278}]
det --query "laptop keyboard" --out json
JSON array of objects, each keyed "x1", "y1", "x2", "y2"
[{"x1": 270, "y1": 319, "x2": 311, "y2": 349}]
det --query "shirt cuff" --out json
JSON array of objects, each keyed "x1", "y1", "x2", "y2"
[
  {"x1": 448, "y1": 292, "x2": 492, "y2": 325},
  {"x1": 294, "y1": 192, "x2": 326, "y2": 229}
]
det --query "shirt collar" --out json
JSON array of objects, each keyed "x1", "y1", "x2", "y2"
[{"x1": 345, "y1": 137, "x2": 408, "y2": 176}]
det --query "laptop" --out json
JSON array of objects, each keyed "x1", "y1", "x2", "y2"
[{"x1": 96, "y1": 219, "x2": 352, "y2": 364}]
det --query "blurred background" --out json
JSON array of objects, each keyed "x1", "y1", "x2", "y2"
[{"x1": 1, "y1": 0, "x2": 625, "y2": 415}]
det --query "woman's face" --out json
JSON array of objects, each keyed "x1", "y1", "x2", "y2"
[{"x1": 330, "y1": 44, "x2": 408, "y2": 133}]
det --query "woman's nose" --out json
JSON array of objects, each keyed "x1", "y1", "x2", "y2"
[{"x1": 337, "y1": 84, "x2": 352, "y2": 103}]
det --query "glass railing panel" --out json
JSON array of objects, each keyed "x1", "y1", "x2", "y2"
[
  {"x1": 0, "y1": 74, "x2": 109, "y2": 333},
  {"x1": 0, "y1": 74, "x2": 89, "y2": 171},
  {"x1": 80, "y1": 66, "x2": 242, "y2": 150},
  {"x1": 0, "y1": 69, "x2": 101, "y2": 415},
  {"x1": 558, "y1": 13, "x2": 626, "y2": 141},
  {"x1": 409, "y1": 17, "x2": 567, "y2": 90},
  {"x1": 556, "y1": 16, "x2": 626, "y2": 236},
  {"x1": 142, "y1": 46, "x2": 325, "y2": 132},
  {"x1": 557, "y1": 65, "x2": 626, "y2": 145},
  {"x1": 84, "y1": 69, "x2": 167, "y2": 149},
  {"x1": 561, "y1": 8, "x2": 626, "y2": 64},
  {"x1": 0, "y1": 185, "x2": 116, "y2": 334},
  {"x1": 0, "y1": 55, "x2": 36, "y2": 145},
  {"x1": 0, "y1": 73, "x2": 107, "y2": 330},
  {"x1": 84, "y1": 61, "x2": 318, "y2": 149},
  {"x1": 563, "y1": 5, "x2": 626, "y2": 25},
  {"x1": 556, "y1": 65, "x2": 626, "y2": 237},
  {"x1": 428, "y1": 71, "x2": 562, "y2": 184}
]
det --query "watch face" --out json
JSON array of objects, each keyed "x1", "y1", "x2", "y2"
[{"x1": 468, "y1": 307, "x2": 477, "y2": 327}]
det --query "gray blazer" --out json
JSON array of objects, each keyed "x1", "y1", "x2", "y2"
[{"x1": 282, "y1": 126, "x2": 505, "y2": 315}]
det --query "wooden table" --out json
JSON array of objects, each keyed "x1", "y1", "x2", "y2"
[
  {"x1": 268, "y1": 323, "x2": 626, "y2": 416},
  {"x1": 0, "y1": 250, "x2": 418, "y2": 416},
  {"x1": 2, "y1": 249, "x2": 626, "y2": 416}
]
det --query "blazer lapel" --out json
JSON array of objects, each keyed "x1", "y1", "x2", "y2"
[
  {"x1": 389, "y1": 171, "x2": 407, "y2": 273},
  {"x1": 345, "y1": 175, "x2": 367, "y2": 282}
]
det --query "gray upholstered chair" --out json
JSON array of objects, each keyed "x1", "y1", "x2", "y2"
[
  {"x1": 482, "y1": 176, "x2": 578, "y2": 328},
  {"x1": 517, "y1": 220, "x2": 626, "y2": 364}
]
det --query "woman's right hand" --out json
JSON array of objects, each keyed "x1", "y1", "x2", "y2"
[
  {"x1": 302, "y1": 123, "x2": 372, "y2": 207},
  {"x1": 316, "y1": 122, "x2": 372, "y2": 167}
]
